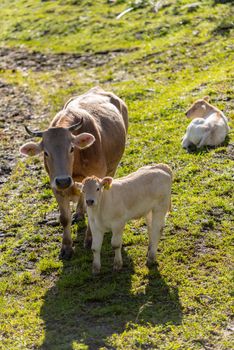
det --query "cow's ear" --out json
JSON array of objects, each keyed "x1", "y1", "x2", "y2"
[
  {"x1": 73, "y1": 133, "x2": 95, "y2": 149},
  {"x1": 100, "y1": 177, "x2": 113, "y2": 190},
  {"x1": 203, "y1": 96, "x2": 210, "y2": 102},
  {"x1": 20, "y1": 142, "x2": 43, "y2": 156}
]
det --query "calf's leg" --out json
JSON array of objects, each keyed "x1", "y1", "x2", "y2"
[
  {"x1": 111, "y1": 227, "x2": 124, "y2": 271},
  {"x1": 91, "y1": 230, "x2": 104, "y2": 274},
  {"x1": 197, "y1": 130, "x2": 211, "y2": 148},
  {"x1": 147, "y1": 209, "x2": 165, "y2": 266}
]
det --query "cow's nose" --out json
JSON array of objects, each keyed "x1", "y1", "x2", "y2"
[
  {"x1": 55, "y1": 176, "x2": 72, "y2": 189},
  {"x1": 86, "y1": 199, "x2": 94, "y2": 207}
]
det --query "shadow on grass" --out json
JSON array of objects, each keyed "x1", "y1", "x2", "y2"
[
  {"x1": 186, "y1": 135, "x2": 231, "y2": 155},
  {"x1": 39, "y1": 229, "x2": 182, "y2": 350}
]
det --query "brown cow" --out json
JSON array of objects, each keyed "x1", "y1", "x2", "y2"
[{"x1": 20, "y1": 86, "x2": 128, "y2": 259}]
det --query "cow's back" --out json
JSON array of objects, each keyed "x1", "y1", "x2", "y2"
[{"x1": 64, "y1": 87, "x2": 128, "y2": 130}]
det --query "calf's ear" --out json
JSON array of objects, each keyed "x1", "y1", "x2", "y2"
[
  {"x1": 74, "y1": 182, "x2": 83, "y2": 195},
  {"x1": 101, "y1": 177, "x2": 113, "y2": 190},
  {"x1": 20, "y1": 142, "x2": 43, "y2": 156},
  {"x1": 201, "y1": 104, "x2": 207, "y2": 110},
  {"x1": 73, "y1": 133, "x2": 95, "y2": 149}
]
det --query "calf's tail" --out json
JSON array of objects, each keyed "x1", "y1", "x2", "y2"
[
  {"x1": 156, "y1": 163, "x2": 173, "y2": 213},
  {"x1": 156, "y1": 163, "x2": 173, "y2": 179}
]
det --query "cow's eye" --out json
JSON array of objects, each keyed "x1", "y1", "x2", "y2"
[
  {"x1": 96, "y1": 187, "x2": 100, "y2": 192},
  {"x1": 70, "y1": 146, "x2": 74, "y2": 153},
  {"x1": 44, "y1": 151, "x2": 49, "y2": 157}
]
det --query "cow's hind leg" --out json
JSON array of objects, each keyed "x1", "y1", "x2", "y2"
[
  {"x1": 55, "y1": 193, "x2": 73, "y2": 260},
  {"x1": 146, "y1": 209, "x2": 165, "y2": 266}
]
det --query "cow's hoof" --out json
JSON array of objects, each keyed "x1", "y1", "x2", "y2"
[
  {"x1": 84, "y1": 238, "x2": 92, "y2": 249},
  {"x1": 72, "y1": 212, "x2": 85, "y2": 224},
  {"x1": 59, "y1": 247, "x2": 74, "y2": 260},
  {"x1": 146, "y1": 257, "x2": 155, "y2": 267}
]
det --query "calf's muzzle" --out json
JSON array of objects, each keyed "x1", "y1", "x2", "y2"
[{"x1": 86, "y1": 199, "x2": 94, "y2": 207}]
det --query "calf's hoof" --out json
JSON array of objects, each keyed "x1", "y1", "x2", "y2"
[
  {"x1": 72, "y1": 212, "x2": 85, "y2": 224},
  {"x1": 113, "y1": 261, "x2": 123, "y2": 272},
  {"x1": 92, "y1": 264, "x2": 100, "y2": 275},
  {"x1": 59, "y1": 246, "x2": 74, "y2": 260}
]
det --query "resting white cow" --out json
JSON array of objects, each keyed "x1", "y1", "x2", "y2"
[
  {"x1": 76, "y1": 164, "x2": 172, "y2": 274},
  {"x1": 182, "y1": 97, "x2": 229, "y2": 150}
]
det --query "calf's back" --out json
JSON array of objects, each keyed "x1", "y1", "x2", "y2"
[{"x1": 97, "y1": 165, "x2": 172, "y2": 225}]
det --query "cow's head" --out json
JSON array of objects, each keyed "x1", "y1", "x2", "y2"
[
  {"x1": 20, "y1": 119, "x2": 95, "y2": 191},
  {"x1": 76, "y1": 176, "x2": 113, "y2": 207},
  {"x1": 185, "y1": 96, "x2": 211, "y2": 119}
]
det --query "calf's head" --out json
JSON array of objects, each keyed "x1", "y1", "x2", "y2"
[
  {"x1": 185, "y1": 96, "x2": 211, "y2": 119},
  {"x1": 76, "y1": 176, "x2": 113, "y2": 207},
  {"x1": 20, "y1": 120, "x2": 95, "y2": 191}
]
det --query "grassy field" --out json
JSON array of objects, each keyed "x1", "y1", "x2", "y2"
[{"x1": 0, "y1": 0, "x2": 233, "y2": 349}]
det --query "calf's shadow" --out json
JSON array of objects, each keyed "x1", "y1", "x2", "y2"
[{"x1": 39, "y1": 228, "x2": 182, "y2": 350}]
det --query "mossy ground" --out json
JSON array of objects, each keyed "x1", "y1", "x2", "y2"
[{"x1": 0, "y1": 1, "x2": 233, "y2": 349}]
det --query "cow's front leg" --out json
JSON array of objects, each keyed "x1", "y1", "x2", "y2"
[
  {"x1": 55, "y1": 193, "x2": 73, "y2": 260},
  {"x1": 73, "y1": 193, "x2": 85, "y2": 223},
  {"x1": 84, "y1": 223, "x2": 92, "y2": 249}
]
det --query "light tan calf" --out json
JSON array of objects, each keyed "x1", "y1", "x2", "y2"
[
  {"x1": 76, "y1": 164, "x2": 172, "y2": 274},
  {"x1": 182, "y1": 97, "x2": 229, "y2": 150}
]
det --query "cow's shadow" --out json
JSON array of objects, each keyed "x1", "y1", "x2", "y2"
[{"x1": 39, "y1": 227, "x2": 182, "y2": 350}]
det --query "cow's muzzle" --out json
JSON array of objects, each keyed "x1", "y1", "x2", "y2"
[{"x1": 55, "y1": 176, "x2": 73, "y2": 190}]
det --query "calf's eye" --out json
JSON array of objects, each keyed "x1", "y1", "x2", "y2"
[
  {"x1": 97, "y1": 188, "x2": 100, "y2": 192},
  {"x1": 70, "y1": 146, "x2": 74, "y2": 153},
  {"x1": 44, "y1": 151, "x2": 49, "y2": 157}
]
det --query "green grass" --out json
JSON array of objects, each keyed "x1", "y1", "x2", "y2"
[{"x1": 0, "y1": 0, "x2": 233, "y2": 349}]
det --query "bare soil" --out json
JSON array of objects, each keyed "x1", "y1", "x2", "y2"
[
  {"x1": 0, "y1": 79, "x2": 45, "y2": 187},
  {"x1": 0, "y1": 47, "x2": 136, "y2": 72}
]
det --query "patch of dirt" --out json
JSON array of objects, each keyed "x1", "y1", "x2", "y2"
[
  {"x1": 0, "y1": 80, "x2": 47, "y2": 187},
  {"x1": 212, "y1": 143, "x2": 234, "y2": 161},
  {"x1": 0, "y1": 47, "x2": 137, "y2": 72},
  {"x1": 213, "y1": 19, "x2": 234, "y2": 36},
  {"x1": 38, "y1": 212, "x2": 60, "y2": 227},
  {"x1": 194, "y1": 236, "x2": 216, "y2": 257},
  {"x1": 206, "y1": 207, "x2": 228, "y2": 222}
]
